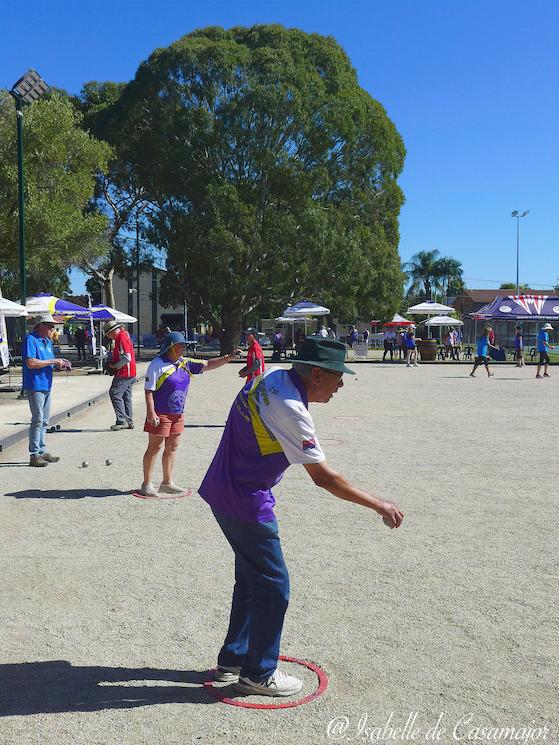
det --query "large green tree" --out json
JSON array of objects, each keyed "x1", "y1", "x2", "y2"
[
  {"x1": 0, "y1": 91, "x2": 111, "y2": 299},
  {"x1": 77, "y1": 81, "x2": 156, "y2": 308},
  {"x1": 95, "y1": 25, "x2": 406, "y2": 350}
]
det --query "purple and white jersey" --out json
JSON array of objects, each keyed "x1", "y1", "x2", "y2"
[
  {"x1": 144, "y1": 355, "x2": 206, "y2": 414},
  {"x1": 199, "y1": 367, "x2": 325, "y2": 523}
]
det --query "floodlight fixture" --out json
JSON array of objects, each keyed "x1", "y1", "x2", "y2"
[{"x1": 10, "y1": 69, "x2": 50, "y2": 104}]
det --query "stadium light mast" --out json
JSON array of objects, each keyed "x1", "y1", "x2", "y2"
[
  {"x1": 511, "y1": 210, "x2": 529, "y2": 296},
  {"x1": 10, "y1": 69, "x2": 50, "y2": 304}
]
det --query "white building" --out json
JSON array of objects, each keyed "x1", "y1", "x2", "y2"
[{"x1": 111, "y1": 268, "x2": 184, "y2": 340}]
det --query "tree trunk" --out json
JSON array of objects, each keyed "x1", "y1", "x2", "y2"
[
  {"x1": 104, "y1": 268, "x2": 115, "y2": 309},
  {"x1": 220, "y1": 303, "x2": 242, "y2": 355}
]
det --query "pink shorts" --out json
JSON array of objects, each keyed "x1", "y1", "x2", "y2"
[{"x1": 144, "y1": 413, "x2": 184, "y2": 437}]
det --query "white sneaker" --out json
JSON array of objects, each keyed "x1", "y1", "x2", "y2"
[
  {"x1": 214, "y1": 665, "x2": 241, "y2": 683},
  {"x1": 414, "y1": 362, "x2": 419, "y2": 367},
  {"x1": 139, "y1": 482, "x2": 159, "y2": 497},
  {"x1": 235, "y1": 669, "x2": 303, "y2": 697},
  {"x1": 158, "y1": 482, "x2": 186, "y2": 494}
]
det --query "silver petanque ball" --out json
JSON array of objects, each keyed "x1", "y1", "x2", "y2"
[
  {"x1": 105, "y1": 459, "x2": 113, "y2": 466},
  {"x1": 82, "y1": 461, "x2": 89, "y2": 468}
]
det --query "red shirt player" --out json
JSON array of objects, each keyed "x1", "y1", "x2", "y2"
[
  {"x1": 105, "y1": 320, "x2": 137, "y2": 430},
  {"x1": 239, "y1": 327, "x2": 265, "y2": 383}
]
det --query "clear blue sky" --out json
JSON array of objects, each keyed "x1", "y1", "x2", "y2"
[{"x1": 2, "y1": 0, "x2": 558, "y2": 293}]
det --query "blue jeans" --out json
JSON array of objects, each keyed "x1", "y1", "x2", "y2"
[
  {"x1": 212, "y1": 509, "x2": 290, "y2": 682},
  {"x1": 26, "y1": 390, "x2": 51, "y2": 456}
]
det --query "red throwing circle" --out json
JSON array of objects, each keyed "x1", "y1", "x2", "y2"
[{"x1": 204, "y1": 655, "x2": 328, "y2": 709}]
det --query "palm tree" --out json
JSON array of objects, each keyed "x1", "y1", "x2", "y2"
[
  {"x1": 437, "y1": 257, "x2": 463, "y2": 300},
  {"x1": 404, "y1": 249, "x2": 442, "y2": 300}
]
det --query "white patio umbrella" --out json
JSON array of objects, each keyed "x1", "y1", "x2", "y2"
[
  {"x1": 384, "y1": 313, "x2": 414, "y2": 327},
  {"x1": 422, "y1": 315, "x2": 463, "y2": 326},
  {"x1": 26, "y1": 292, "x2": 90, "y2": 319},
  {"x1": 407, "y1": 301, "x2": 455, "y2": 315}
]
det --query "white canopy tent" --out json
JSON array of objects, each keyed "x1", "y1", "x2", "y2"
[
  {"x1": 0, "y1": 297, "x2": 28, "y2": 317},
  {"x1": 0, "y1": 292, "x2": 28, "y2": 380},
  {"x1": 283, "y1": 301, "x2": 330, "y2": 317},
  {"x1": 283, "y1": 301, "x2": 330, "y2": 337}
]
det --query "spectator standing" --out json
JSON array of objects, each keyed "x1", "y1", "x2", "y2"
[
  {"x1": 514, "y1": 326, "x2": 524, "y2": 367},
  {"x1": 383, "y1": 328, "x2": 395, "y2": 361},
  {"x1": 405, "y1": 326, "x2": 419, "y2": 367},
  {"x1": 536, "y1": 323, "x2": 553, "y2": 379},
  {"x1": 348, "y1": 326, "x2": 358, "y2": 348},
  {"x1": 239, "y1": 327, "x2": 265, "y2": 383},
  {"x1": 105, "y1": 320, "x2": 137, "y2": 430},
  {"x1": 327, "y1": 327, "x2": 336, "y2": 340},
  {"x1": 22, "y1": 315, "x2": 71, "y2": 467},
  {"x1": 395, "y1": 329, "x2": 405, "y2": 361},
  {"x1": 74, "y1": 326, "x2": 87, "y2": 361}
]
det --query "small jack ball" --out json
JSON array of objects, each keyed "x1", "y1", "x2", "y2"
[
  {"x1": 82, "y1": 461, "x2": 89, "y2": 468},
  {"x1": 105, "y1": 459, "x2": 113, "y2": 466},
  {"x1": 56, "y1": 424, "x2": 61, "y2": 430}
]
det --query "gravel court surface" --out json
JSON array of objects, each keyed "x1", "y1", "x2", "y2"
[{"x1": 1, "y1": 362, "x2": 558, "y2": 745}]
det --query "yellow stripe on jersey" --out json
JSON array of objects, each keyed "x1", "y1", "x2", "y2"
[
  {"x1": 247, "y1": 377, "x2": 283, "y2": 456},
  {"x1": 155, "y1": 357, "x2": 207, "y2": 390}
]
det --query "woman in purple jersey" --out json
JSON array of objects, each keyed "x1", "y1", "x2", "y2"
[{"x1": 140, "y1": 332, "x2": 239, "y2": 497}]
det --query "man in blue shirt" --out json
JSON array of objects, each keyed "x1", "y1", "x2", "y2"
[
  {"x1": 22, "y1": 314, "x2": 70, "y2": 467},
  {"x1": 536, "y1": 323, "x2": 553, "y2": 379}
]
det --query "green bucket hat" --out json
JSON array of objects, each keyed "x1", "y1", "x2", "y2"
[{"x1": 292, "y1": 337, "x2": 355, "y2": 375}]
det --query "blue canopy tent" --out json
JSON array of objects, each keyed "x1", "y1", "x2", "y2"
[{"x1": 470, "y1": 294, "x2": 559, "y2": 351}]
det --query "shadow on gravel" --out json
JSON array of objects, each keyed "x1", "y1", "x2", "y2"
[
  {"x1": 0, "y1": 660, "x2": 215, "y2": 715},
  {"x1": 5, "y1": 488, "x2": 130, "y2": 500},
  {"x1": 0, "y1": 462, "x2": 29, "y2": 467}
]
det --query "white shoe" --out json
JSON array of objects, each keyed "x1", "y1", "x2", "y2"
[
  {"x1": 214, "y1": 665, "x2": 241, "y2": 683},
  {"x1": 235, "y1": 669, "x2": 303, "y2": 697},
  {"x1": 158, "y1": 482, "x2": 186, "y2": 494},
  {"x1": 140, "y1": 482, "x2": 159, "y2": 497},
  {"x1": 414, "y1": 363, "x2": 419, "y2": 367}
]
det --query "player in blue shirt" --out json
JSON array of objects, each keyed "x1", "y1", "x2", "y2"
[
  {"x1": 470, "y1": 327, "x2": 499, "y2": 378},
  {"x1": 22, "y1": 314, "x2": 71, "y2": 466},
  {"x1": 536, "y1": 323, "x2": 554, "y2": 379}
]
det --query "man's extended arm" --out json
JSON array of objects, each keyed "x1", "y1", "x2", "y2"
[{"x1": 304, "y1": 460, "x2": 404, "y2": 528}]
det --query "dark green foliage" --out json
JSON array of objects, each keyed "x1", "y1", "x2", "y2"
[
  {"x1": 92, "y1": 25, "x2": 406, "y2": 349},
  {"x1": 0, "y1": 91, "x2": 111, "y2": 298}
]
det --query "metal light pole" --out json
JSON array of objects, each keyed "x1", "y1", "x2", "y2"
[
  {"x1": 135, "y1": 215, "x2": 141, "y2": 361},
  {"x1": 10, "y1": 70, "x2": 49, "y2": 304},
  {"x1": 511, "y1": 210, "x2": 529, "y2": 295}
]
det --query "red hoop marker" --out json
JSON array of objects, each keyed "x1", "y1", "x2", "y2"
[
  {"x1": 204, "y1": 655, "x2": 328, "y2": 709},
  {"x1": 132, "y1": 489, "x2": 192, "y2": 500}
]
